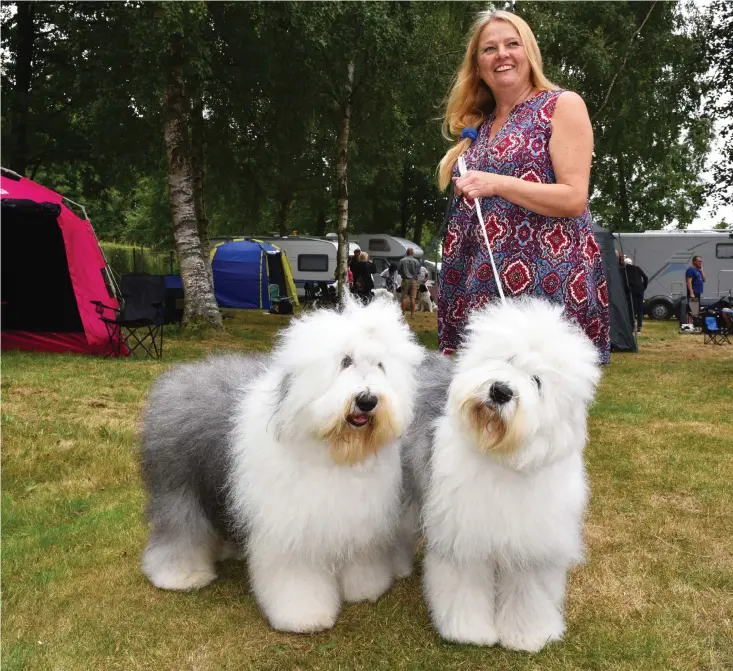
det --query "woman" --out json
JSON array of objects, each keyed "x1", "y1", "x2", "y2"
[
  {"x1": 437, "y1": 9, "x2": 610, "y2": 363},
  {"x1": 352, "y1": 252, "x2": 377, "y2": 303}
]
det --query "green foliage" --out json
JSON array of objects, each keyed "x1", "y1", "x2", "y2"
[
  {"x1": 99, "y1": 242, "x2": 178, "y2": 276},
  {"x1": 520, "y1": 1, "x2": 712, "y2": 231},
  {"x1": 0, "y1": 1, "x2": 718, "y2": 239},
  {"x1": 707, "y1": 0, "x2": 733, "y2": 206}
]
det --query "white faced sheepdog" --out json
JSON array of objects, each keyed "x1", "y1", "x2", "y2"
[
  {"x1": 403, "y1": 297, "x2": 601, "y2": 651},
  {"x1": 141, "y1": 295, "x2": 424, "y2": 633}
]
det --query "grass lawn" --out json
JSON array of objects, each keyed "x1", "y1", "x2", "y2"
[{"x1": 2, "y1": 312, "x2": 732, "y2": 671}]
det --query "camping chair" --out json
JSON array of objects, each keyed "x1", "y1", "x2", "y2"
[
  {"x1": 91, "y1": 274, "x2": 166, "y2": 358},
  {"x1": 702, "y1": 315, "x2": 730, "y2": 346},
  {"x1": 268, "y1": 284, "x2": 292, "y2": 314}
]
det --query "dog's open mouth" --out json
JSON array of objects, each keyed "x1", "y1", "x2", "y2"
[{"x1": 347, "y1": 413, "x2": 371, "y2": 428}]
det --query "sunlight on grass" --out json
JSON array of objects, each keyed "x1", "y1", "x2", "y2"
[{"x1": 2, "y1": 315, "x2": 732, "y2": 670}]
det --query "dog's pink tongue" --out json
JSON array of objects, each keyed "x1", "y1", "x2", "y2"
[{"x1": 351, "y1": 414, "x2": 369, "y2": 426}]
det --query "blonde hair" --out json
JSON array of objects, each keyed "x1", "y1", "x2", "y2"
[
  {"x1": 359, "y1": 252, "x2": 369, "y2": 262},
  {"x1": 437, "y1": 10, "x2": 559, "y2": 190}
]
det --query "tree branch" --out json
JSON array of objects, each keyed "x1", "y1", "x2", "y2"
[{"x1": 591, "y1": 1, "x2": 658, "y2": 123}]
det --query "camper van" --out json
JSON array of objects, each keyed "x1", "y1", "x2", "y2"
[
  {"x1": 210, "y1": 235, "x2": 339, "y2": 297},
  {"x1": 350, "y1": 234, "x2": 424, "y2": 288},
  {"x1": 616, "y1": 231, "x2": 733, "y2": 320}
]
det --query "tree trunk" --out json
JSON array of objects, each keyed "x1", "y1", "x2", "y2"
[
  {"x1": 9, "y1": 3, "x2": 35, "y2": 176},
  {"x1": 617, "y1": 151, "x2": 631, "y2": 231},
  {"x1": 163, "y1": 34, "x2": 222, "y2": 329},
  {"x1": 314, "y1": 208, "x2": 327, "y2": 236},
  {"x1": 413, "y1": 211, "x2": 425, "y2": 248},
  {"x1": 400, "y1": 159, "x2": 410, "y2": 238},
  {"x1": 191, "y1": 92, "x2": 213, "y2": 282},
  {"x1": 276, "y1": 194, "x2": 293, "y2": 236},
  {"x1": 336, "y1": 58, "x2": 355, "y2": 298}
]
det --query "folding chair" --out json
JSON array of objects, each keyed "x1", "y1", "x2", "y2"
[
  {"x1": 268, "y1": 284, "x2": 292, "y2": 314},
  {"x1": 702, "y1": 315, "x2": 730, "y2": 346},
  {"x1": 92, "y1": 274, "x2": 166, "y2": 358}
]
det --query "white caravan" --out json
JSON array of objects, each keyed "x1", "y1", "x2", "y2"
[
  {"x1": 615, "y1": 231, "x2": 733, "y2": 320},
  {"x1": 210, "y1": 235, "x2": 338, "y2": 297}
]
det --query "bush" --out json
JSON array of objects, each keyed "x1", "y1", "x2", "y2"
[{"x1": 100, "y1": 242, "x2": 179, "y2": 276}]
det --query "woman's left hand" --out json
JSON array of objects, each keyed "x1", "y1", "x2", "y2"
[{"x1": 453, "y1": 170, "x2": 505, "y2": 200}]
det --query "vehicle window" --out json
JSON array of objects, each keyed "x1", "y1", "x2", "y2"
[
  {"x1": 298, "y1": 254, "x2": 329, "y2": 271},
  {"x1": 368, "y1": 238, "x2": 391, "y2": 252},
  {"x1": 716, "y1": 243, "x2": 733, "y2": 259}
]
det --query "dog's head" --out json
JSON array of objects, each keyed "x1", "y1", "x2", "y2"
[
  {"x1": 448, "y1": 298, "x2": 601, "y2": 470},
  {"x1": 270, "y1": 294, "x2": 424, "y2": 464}
]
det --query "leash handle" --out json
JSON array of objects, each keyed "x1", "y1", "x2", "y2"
[{"x1": 457, "y1": 157, "x2": 506, "y2": 304}]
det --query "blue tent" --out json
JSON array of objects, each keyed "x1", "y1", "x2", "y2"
[{"x1": 211, "y1": 239, "x2": 297, "y2": 309}]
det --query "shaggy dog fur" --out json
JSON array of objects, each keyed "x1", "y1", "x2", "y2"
[
  {"x1": 402, "y1": 297, "x2": 601, "y2": 651},
  {"x1": 416, "y1": 290, "x2": 434, "y2": 313},
  {"x1": 141, "y1": 296, "x2": 424, "y2": 633}
]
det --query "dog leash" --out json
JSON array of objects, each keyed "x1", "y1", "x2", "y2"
[{"x1": 457, "y1": 156, "x2": 506, "y2": 305}]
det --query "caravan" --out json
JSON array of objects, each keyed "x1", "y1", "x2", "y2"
[
  {"x1": 211, "y1": 235, "x2": 339, "y2": 297},
  {"x1": 616, "y1": 231, "x2": 733, "y2": 320}
]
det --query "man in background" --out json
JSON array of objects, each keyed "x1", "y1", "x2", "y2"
[
  {"x1": 398, "y1": 247, "x2": 420, "y2": 318},
  {"x1": 685, "y1": 255, "x2": 705, "y2": 322},
  {"x1": 624, "y1": 258, "x2": 648, "y2": 334}
]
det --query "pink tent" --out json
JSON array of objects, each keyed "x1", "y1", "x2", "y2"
[{"x1": 1, "y1": 169, "x2": 122, "y2": 355}]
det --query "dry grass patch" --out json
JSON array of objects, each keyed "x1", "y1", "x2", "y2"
[{"x1": 3, "y1": 315, "x2": 732, "y2": 670}]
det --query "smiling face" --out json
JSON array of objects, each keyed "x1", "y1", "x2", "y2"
[{"x1": 476, "y1": 19, "x2": 531, "y2": 94}]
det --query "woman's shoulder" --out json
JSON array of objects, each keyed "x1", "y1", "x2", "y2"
[
  {"x1": 539, "y1": 90, "x2": 590, "y2": 127},
  {"x1": 547, "y1": 90, "x2": 588, "y2": 115}
]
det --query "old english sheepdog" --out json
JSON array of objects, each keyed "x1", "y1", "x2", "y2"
[
  {"x1": 403, "y1": 297, "x2": 601, "y2": 651},
  {"x1": 141, "y1": 295, "x2": 424, "y2": 633}
]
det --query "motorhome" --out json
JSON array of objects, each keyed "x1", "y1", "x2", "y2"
[
  {"x1": 615, "y1": 231, "x2": 733, "y2": 320},
  {"x1": 350, "y1": 234, "x2": 424, "y2": 288}
]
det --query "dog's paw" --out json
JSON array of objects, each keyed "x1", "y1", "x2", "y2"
[
  {"x1": 340, "y1": 563, "x2": 393, "y2": 603},
  {"x1": 148, "y1": 568, "x2": 217, "y2": 591},
  {"x1": 497, "y1": 621, "x2": 564, "y2": 652},
  {"x1": 437, "y1": 618, "x2": 499, "y2": 647},
  {"x1": 267, "y1": 607, "x2": 338, "y2": 633}
]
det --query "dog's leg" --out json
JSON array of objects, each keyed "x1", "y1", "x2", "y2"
[
  {"x1": 339, "y1": 545, "x2": 394, "y2": 603},
  {"x1": 495, "y1": 563, "x2": 567, "y2": 652},
  {"x1": 142, "y1": 503, "x2": 219, "y2": 591},
  {"x1": 249, "y1": 547, "x2": 340, "y2": 633},
  {"x1": 390, "y1": 500, "x2": 420, "y2": 580},
  {"x1": 423, "y1": 549, "x2": 498, "y2": 646}
]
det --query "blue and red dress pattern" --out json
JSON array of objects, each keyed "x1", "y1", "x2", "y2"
[{"x1": 438, "y1": 89, "x2": 611, "y2": 363}]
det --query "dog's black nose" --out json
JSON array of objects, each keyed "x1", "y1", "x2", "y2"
[
  {"x1": 489, "y1": 382, "x2": 513, "y2": 405},
  {"x1": 355, "y1": 392, "x2": 378, "y2": 412}
]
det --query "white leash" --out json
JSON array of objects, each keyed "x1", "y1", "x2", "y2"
[{"x1": 457, "y1": 156, "x2": 506, "y2": 305}]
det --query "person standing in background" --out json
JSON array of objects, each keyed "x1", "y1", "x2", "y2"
[
  {"x1": 685, "y1": 255, "x2": 705, "y2": 322},
  {"x1": 398, "y1": 247, "x2": 421, "y2": 318},
  {"x1": 624, "y1": 258, "x2": 648, "y2": 334}
]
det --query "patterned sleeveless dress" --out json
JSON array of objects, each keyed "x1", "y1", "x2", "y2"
[{"x1": 438, "y1": 89, "x2": 611, "y2": 363}]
